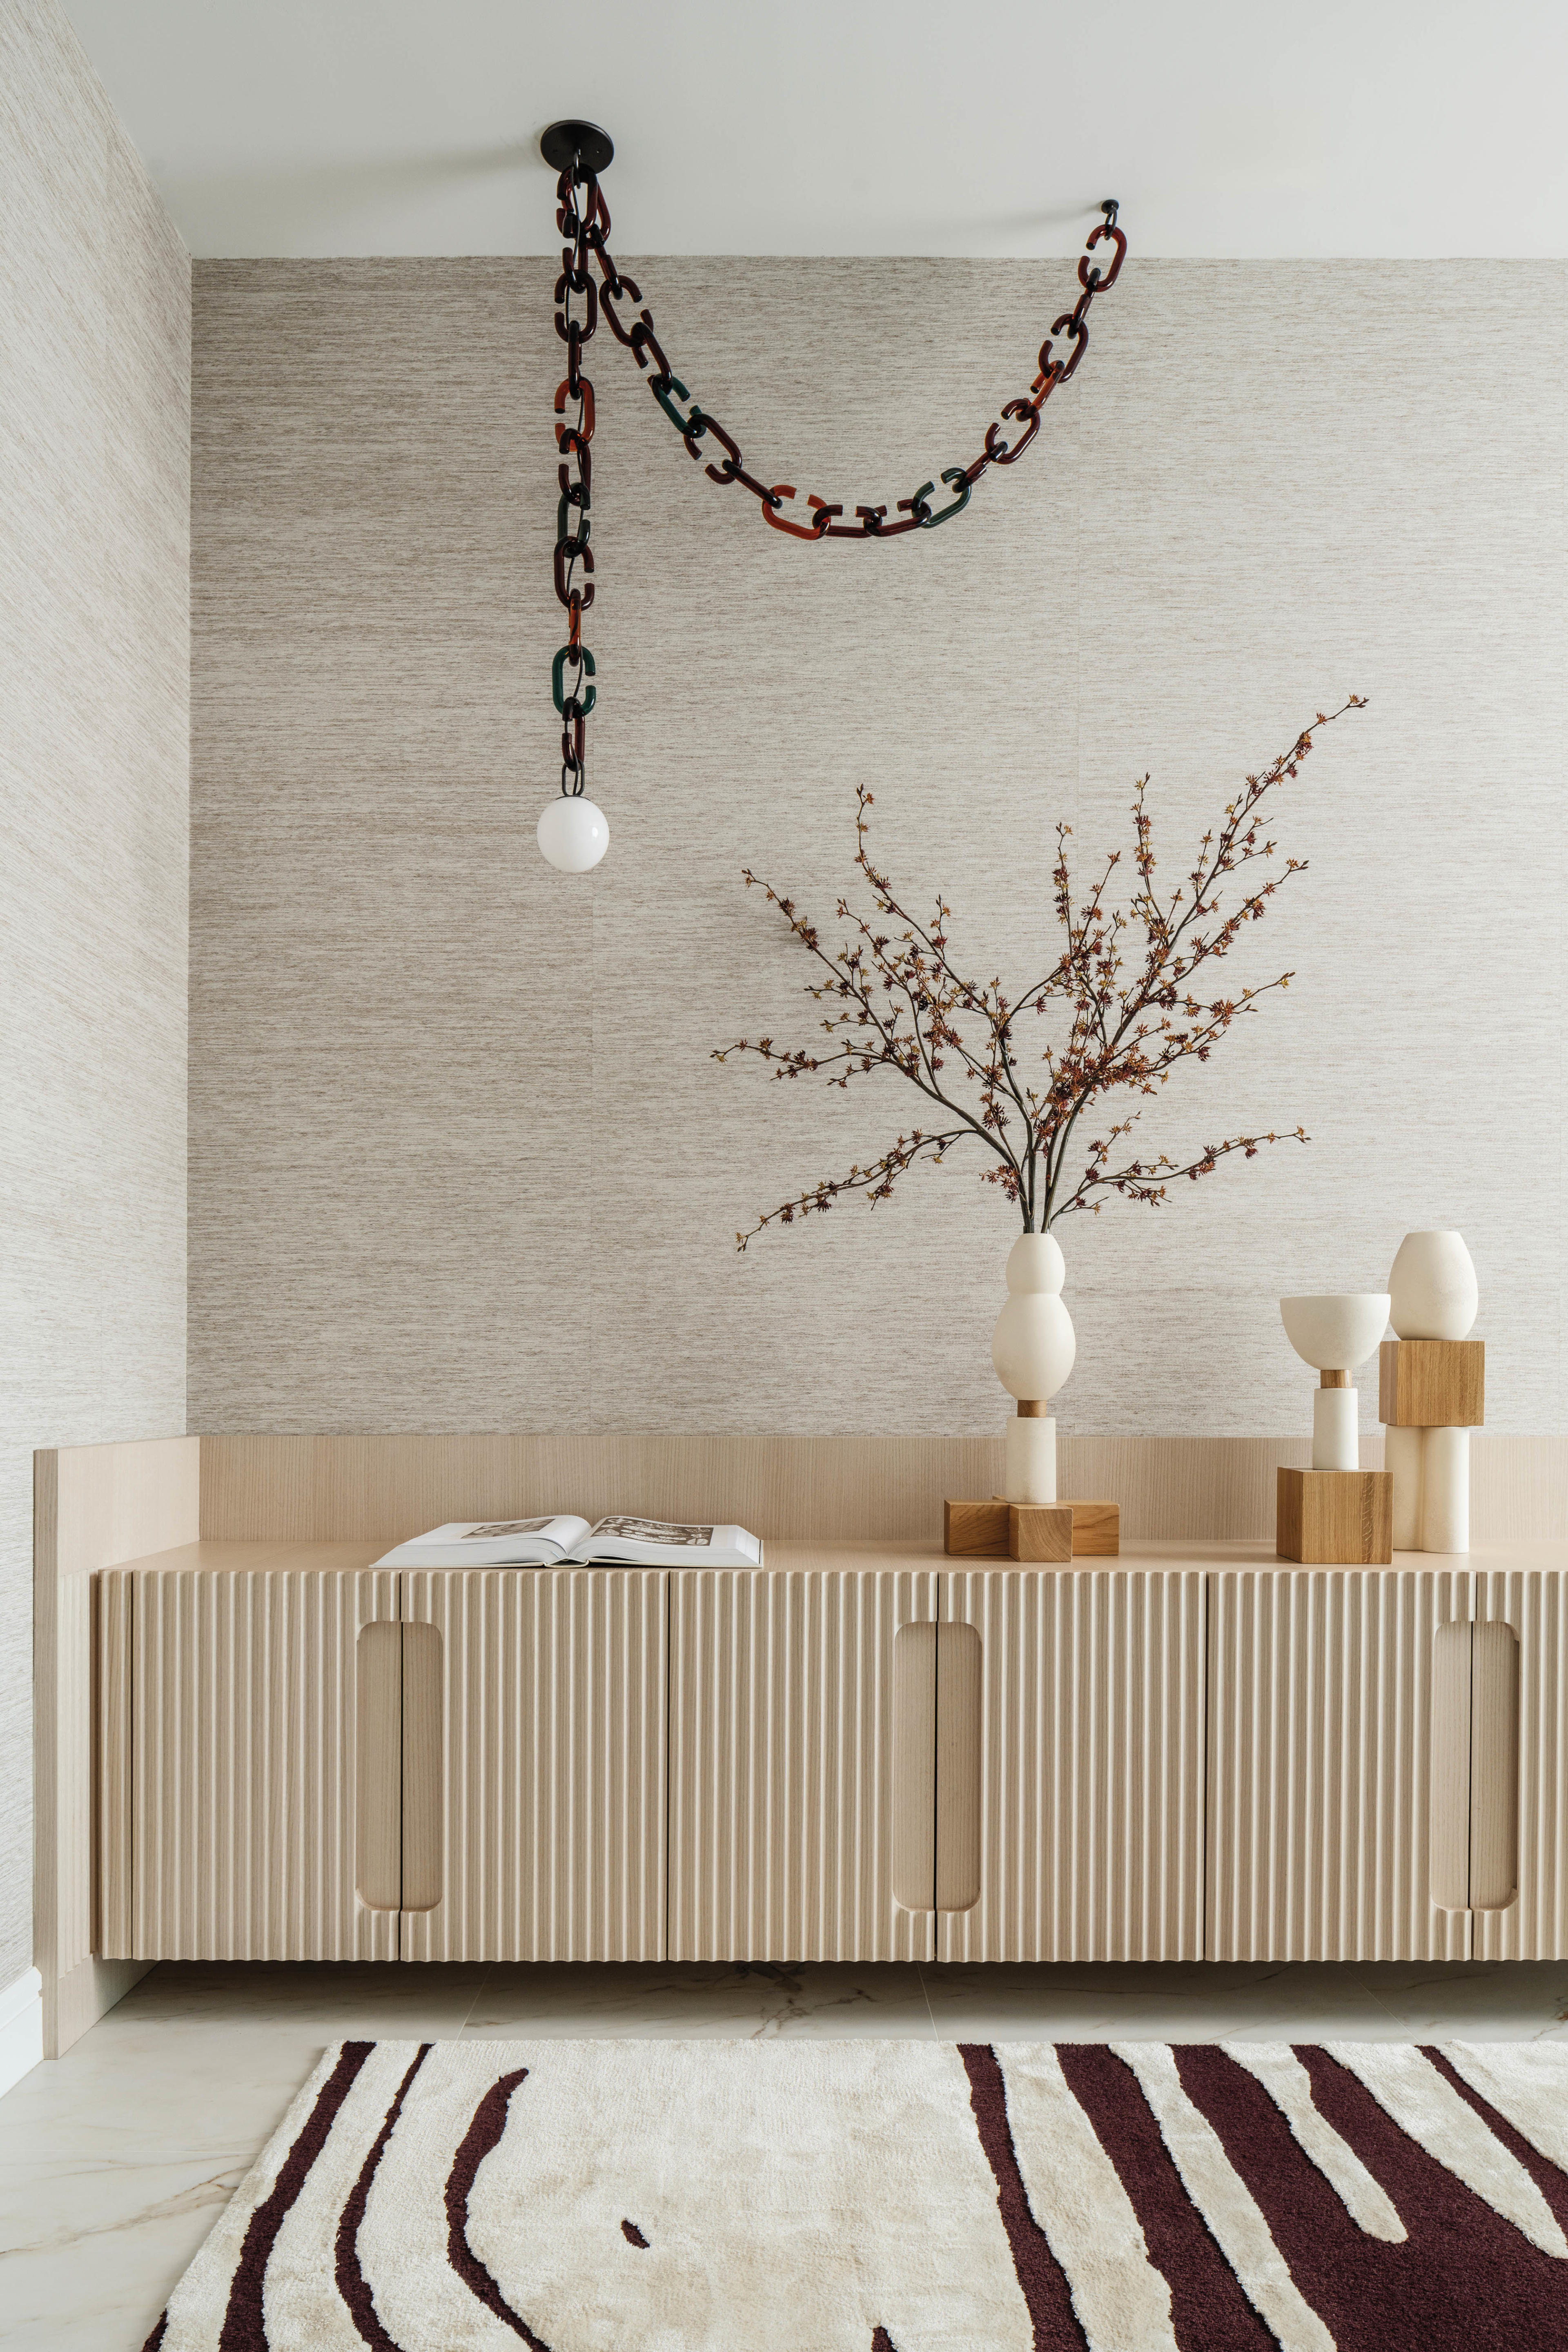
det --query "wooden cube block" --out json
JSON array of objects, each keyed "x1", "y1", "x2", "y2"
[
  {"x1": 1062, "y1": 1499, "x2": 1120, "y2": 1557},
  {"x1": 1379, "y1": 1339, "x2": 1484, "y2": 1428},
  {"x1": 944, "y1": 1499, "x2": 1010, "y2": 1557},
  {"x1": 1276, "y1": 1467, "x2": 1393, "y2": 1564},
  {"x1": 1008, "y1": 1503, "x2": 1074, "y2": 1563}
]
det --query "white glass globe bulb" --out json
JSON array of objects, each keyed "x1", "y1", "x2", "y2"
[{"x1": 537, "y1": 794, "x2": 609, "y2": 873}]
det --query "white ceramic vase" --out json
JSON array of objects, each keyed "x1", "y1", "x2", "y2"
[
  {"x1": 1388, "y1": 1231, "x2": 1477, "y2": 1341},
  {"x1": 993, "y1": 1233, "x2": 1076, "y2": 1504}
]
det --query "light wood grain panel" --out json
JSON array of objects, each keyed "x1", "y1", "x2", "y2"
[
  {"x1": 353, "y1": 1622, "x2": 403, "y2": 1910},
  {"x1": 36, "y1": 1439, "x2": 197, "y2": 2055},
  {"x1": 1429, "y1": 1620, "x2": 1472, "y2": 1910},
  {"x1": 94, "y1": 1532, "x2": 1568, "y2": 1578},
  {"x1": 97, "y1": 1570, "x2": 134, "y2": 1958},
  {"x1": 669, "y1": 1569, "x2": 940, "y2": 1961},
  {"x1": 935, "y1": 1570, "x2": 1206, "y2": 1961},
  {"x1": 53, "y1": 1440, "x2": 201, "y2": 1579},
  {"x1": 199, "y1": 1434, "x2": 1007, "y2": 1543},
  {"x1": 115, "y1": 1566, "x2": 400, "y2": 1960},
  {"x1": 934, "y1": 1622, "x2": 982, "y2": 1913},
  {"x1": 51, "y1": 1569, "x2": 94, "y2": 1985},
  {"x1": 400, "y1": 1620, "x2": 445, "y2": 1913},
  {"x1": 399, "y1": 1569, "x2": 665, "y2": 1960},
  {"x1": 1472, "y1": 1572, "x2": 1567, "y2": 1957},
  {"x1": 46, "y1": 1960, "x2": 158, "y2": 2059},
  {"x1": 196, "y1": 1432, "x2": 1562, "y2": 1548},
  {"x1": 891, "y1": 1623, "x2": 936, "y2": 1911},
  {"x1": 1469, "y1": 1620, "x2": 1520, "y2": 1910},
  {"x1": 1207, "y1": 1568, "x2": 1471, "y2": 1961}
]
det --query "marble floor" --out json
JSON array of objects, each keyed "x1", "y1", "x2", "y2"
[{"x1": 4, "y1": 1954, "x2": 1568, "y2": 2350}]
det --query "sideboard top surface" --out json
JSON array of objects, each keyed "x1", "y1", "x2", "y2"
[{"x1": 93, "y1": 1536, "x2": 1568, "y2": 1580}]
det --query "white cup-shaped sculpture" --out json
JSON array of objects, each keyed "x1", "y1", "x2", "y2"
[
  {"x1": 1388, "y1": 1231, "x2": 1477, "y2": 1341},
  {"x1": 1280, "y1": 1293, "x2": 1391, "y2": 1474},
  {"x1": 994, "y1": 1234, "x2": 1076, "y2": 1506},
  {"x1": 1279, "y1": 1294, "x2": 1392, "y2": 1374},
  {"x1": 993, "y1": 1234, "x2": 1076, "y2": 1400}
]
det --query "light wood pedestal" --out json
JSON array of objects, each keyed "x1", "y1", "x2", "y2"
[{"x1": 80, "y1": 1534, "x2": 1568, "y2": 1976}]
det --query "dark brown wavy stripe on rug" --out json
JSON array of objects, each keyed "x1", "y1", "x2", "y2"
[
  {"x1": 961, "y1": 2042, "x2": 1089, "y2": 2348},
  {"x1": 141, "y1": 2039, "x2": 374, "y2": 2352},
  {"x1": 334, "y1": 2046, "x2": 432, "y2": 2350},
  {"x1": 445, "y1": 2066, "x2": 549, "y2": 2345}
]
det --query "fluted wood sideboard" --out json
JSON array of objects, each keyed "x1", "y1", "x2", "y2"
[{"x1": 34, "y1": 1432, "x2": 1568, "y2": 2055}]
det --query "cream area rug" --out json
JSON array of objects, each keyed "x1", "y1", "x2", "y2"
[{"x1": 145, "y1": 2037, "x2": 1568, "y2": 2350}]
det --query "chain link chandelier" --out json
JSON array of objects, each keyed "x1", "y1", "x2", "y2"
[{"x1": 538, "y1": 118, "x2": 1126, "y2": 872}]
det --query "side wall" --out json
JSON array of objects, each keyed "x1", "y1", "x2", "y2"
[
  {"x1": 188, "y1": 256, "x2": 1566, "y2": 1447},
  {"x1": 0, "y1": 0, "x2": 189, "y2": 1993}
]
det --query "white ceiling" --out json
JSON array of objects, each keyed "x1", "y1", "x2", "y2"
[{"x1": 66, "y1": 0, "x2": 1568, "y2": 259}]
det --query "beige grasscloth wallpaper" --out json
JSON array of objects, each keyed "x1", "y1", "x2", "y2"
[
  {"x1": 1, "y1": 2, "x2": 189, "y2": 1985},
  {"x1": 190, "y1": 256, "x2": 1565, "y2": 1445}
]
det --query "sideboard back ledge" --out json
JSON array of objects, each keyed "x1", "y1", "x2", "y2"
[
  {"x1": 35, "y1": 1431, "x2": 1568, "y2": 2056},
  {"x1": 195, "y1": 1430, "x2": 1566, "y2": 1546}
]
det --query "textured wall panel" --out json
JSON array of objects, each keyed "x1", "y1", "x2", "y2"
[
  {"x1": 669, "y1": 1568, "x2": 940, "y2": 1962},
  {"x1": 189, "y1": 257, "x2": 1565, "y2": 1445},
  {"x1": 1474, "y1": 1572, "x2": 1568, "y2": 1959},
  {"x1": 936, "y1": 1570, "x2": 1206, "y2": 1961},
  {"x1": 117, "y1": 1566, "x2": 399, "y2": 1960},
  {"x1": 1207, "y1": 1568, "x2": 1472, "y2": 1961},
  {"x1": 400, "y1": 1568, "x2": 666, "y2": 1962},
  {"x1": 0, "y1": 2, "x2": 189, "y2": 1989}
]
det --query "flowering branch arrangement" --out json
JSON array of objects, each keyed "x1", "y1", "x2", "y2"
[{"x1": 715, "y1": 697, "x2": 1365, "y2": 1249}]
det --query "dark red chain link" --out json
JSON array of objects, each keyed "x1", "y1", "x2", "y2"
[
  {"x1": 586, "y1": 198, "x2": 1126, "y2": 542},
  {"x1": 551, "y1": 160, "x2": 599, "y2": 794}
]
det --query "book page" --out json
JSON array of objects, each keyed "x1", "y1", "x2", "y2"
[
  {"x1": 567, "y1": 1519, "x2": 762, "y2": 1568},
  {"x1": 590, "y1": 1517, "x2": 716, "y2": 1547}
]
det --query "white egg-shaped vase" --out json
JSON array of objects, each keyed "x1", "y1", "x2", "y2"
[
  {"x1": 992, "y1": 1233, "x2": 1076, "y2": 1399},
  {"x1": 993, "y1": 1233, "x2": 1076, "y2": 1505},
  {"x1": 1388, "y1": 1230, "x2": 1478, "y2": 1341}
]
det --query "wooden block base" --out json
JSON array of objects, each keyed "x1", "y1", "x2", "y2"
[
  {"x1": 1276, "y1": 1467, "x2": 1393, "y2": 1564},
  {"x1": 1062, "y1": 1500, "x2": 1120, "y2": 1557},
  {"x1": 1008, "y1": 1503, "x2": 1074, "y2": 1563},
  {"x1": 944, "y1": 1498, "x2": 1010, "y2": 1557},
  {"x1": 1379, "y1": 1338, "x2": 1484, "y2": 1428}
]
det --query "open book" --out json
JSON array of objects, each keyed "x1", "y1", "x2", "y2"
[{"x1": 372, "y1": 1515, "x2": 763, "y2": 1569}]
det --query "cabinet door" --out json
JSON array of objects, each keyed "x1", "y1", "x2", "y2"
[
  {"x1": 668, "y1": 1568, "x2": 941, "y2": 1962},
  {"x1": 399, "y1": 1568, "x2": 666, "y2": 1961},
  {"x1": 112, "y1": 1566, "x2": 401, "y2": 1960},
  {"x1": 1207, "y1": 1568, "x2": 1470, "y2": 1961},
  {"x1": 936, "y1": 1569, "x2": 1207, "y2": 1962},
  {"x1": 1473, "y1": 1569, "x2": 1566, "y2": 1958}
]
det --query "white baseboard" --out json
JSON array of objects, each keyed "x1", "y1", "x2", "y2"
[{"x1": 0, "y1": 1968, "x2": 43, "y2": 2099}]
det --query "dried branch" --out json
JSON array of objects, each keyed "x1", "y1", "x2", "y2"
[{"x1": 716, "y1": 697, "x2": 1365, "y2": 1250}]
